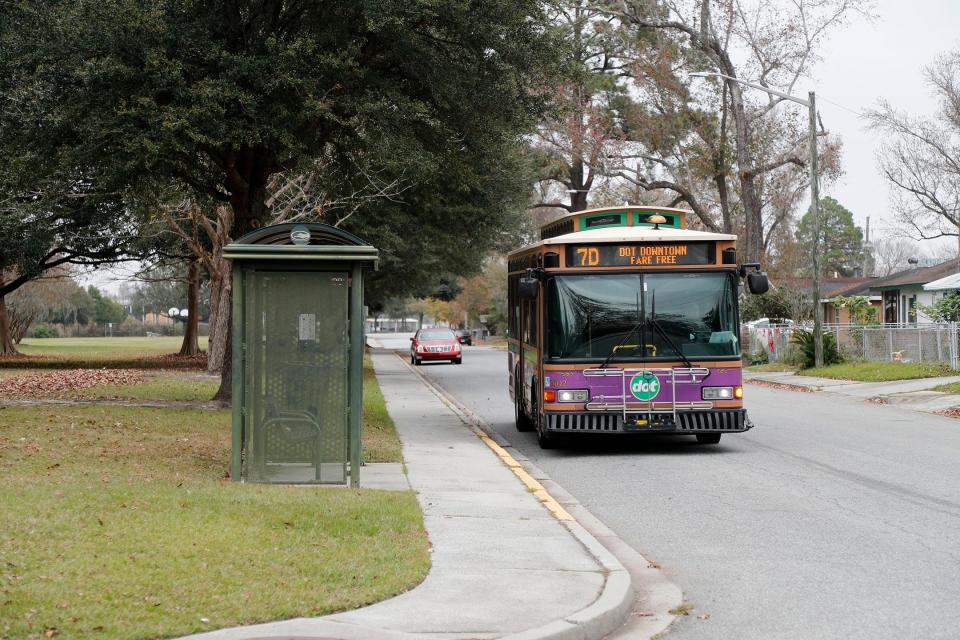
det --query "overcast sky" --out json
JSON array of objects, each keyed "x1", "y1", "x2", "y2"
[{"x1": 805, "y1": 0, "x2": 959, "y2": 251}]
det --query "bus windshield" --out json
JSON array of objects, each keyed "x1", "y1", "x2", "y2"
[{"x1": 546, "y1": 272, "x2": 739, "y2": 361}]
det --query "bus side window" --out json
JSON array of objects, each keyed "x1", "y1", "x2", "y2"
[
  {"x1": 529, "y1": 295, "x2": 538, "y2": 345},
  {"x1": 508, "y1": 275, "x2": 519, "y2": 338}
]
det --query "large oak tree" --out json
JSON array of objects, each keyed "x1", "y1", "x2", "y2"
[{"x1": 3, "y1": 0, "x2": 556, "y2": 390}]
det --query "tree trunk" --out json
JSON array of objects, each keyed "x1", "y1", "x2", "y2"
[
  {"x1": 0, "y1": 293, "x2": 17, "y2": 356},
  {"x1": 178, "y1": 260, "x2": 201, "y2": 356},
  {"x1": 716, "y1": 83, "x2": 733, "y2": 234},
  {"x1": 725, "y1": 78, "x2": 763, "y2": 263},
  {"x1": 214, "y1": 153, "x2": 273, "y2": 401},
  {"x1": 206, "y1": 257, "x2": 232, "y2": 374},
  {"x1": 213, "y1": 321, "x2": 232, "y2": 403}
]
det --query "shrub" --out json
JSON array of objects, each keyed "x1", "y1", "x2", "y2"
[
  {"x1": 792, "y1": 329, "x2": 841, "y2": 369},
  {"x1": 30, "y1": 325, "x2": 60, "y2": 339},
  {"x1": 780, "y1": 343, "x2": 807, "y2": 368}
]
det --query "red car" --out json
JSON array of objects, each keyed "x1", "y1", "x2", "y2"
[{"x1": 410, "y1": 328, "x2": 462, "y2": 365}]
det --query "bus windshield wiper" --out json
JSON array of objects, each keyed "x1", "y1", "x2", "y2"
[
  {"x1": 599, "y1": 291, "x2": 642, "y2": 369},
  {"x1": 646, "y1": 316, "x2": 695, "y2": 370},
  {"x1": 598, "y1": 319, "x2": 645, "y2": 369},
  {"x1": 648, "y1": 291, "x2": 695, "y2": 369}
]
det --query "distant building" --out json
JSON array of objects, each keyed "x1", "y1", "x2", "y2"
[{"x1": 868, "y1": 258, "x2": 960, "y2": 324}]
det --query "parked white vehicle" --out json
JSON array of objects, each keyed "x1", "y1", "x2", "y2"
[{"x1": 745, "y1": 317, "x2": 795, "y2": 329}]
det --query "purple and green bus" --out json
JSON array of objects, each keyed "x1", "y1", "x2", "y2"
[{"x1": 507, "y1": 205, "x2": 768, "y2": 448}]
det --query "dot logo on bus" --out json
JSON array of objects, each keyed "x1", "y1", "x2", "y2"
[{"x1": 630, "y1": 372, "x2": 661, "y2": 401}]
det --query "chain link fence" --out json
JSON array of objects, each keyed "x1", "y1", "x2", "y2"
[{"x1": 745, "y1": 323, "x2": 960, "y2": 369}]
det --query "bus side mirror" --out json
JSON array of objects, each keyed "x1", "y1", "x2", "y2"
[
  {"x1": 746, "y1": 271, "x2": 769, "y2": 295},
  {"x1": 518, "y1": 276, "x2": 539, "y2": 300}
]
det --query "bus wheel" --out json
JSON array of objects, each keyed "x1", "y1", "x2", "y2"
[
  {"x1": 536, "y1": 421, "x2": 555, "y2": 449},
  {"x1": 514, "y1": 378, "x2": 534, "y2": 432},
  {"x1": 696, "y1": 433, "x2": 722, "y2": 444}
]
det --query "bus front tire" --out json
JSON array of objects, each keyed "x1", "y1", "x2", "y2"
[
  {"x1": 536, "y1": 422, "x2": 556, "y2": 449},
  {"x1": 514, "y1": 380, "x2": 534, "y2": 432},
  {"x1": 696, "y1": 433, "x2": 722, "y2": 444}
]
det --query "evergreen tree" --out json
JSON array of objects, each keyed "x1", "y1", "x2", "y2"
[{"x1": 796, "y1": 197, "x2": 865, "y2": 277}]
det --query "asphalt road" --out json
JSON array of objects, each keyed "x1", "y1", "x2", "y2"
[{"x1": 414, "y1": 345, "x2": 960, "y2": 640}]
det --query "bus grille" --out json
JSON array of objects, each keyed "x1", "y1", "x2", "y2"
[{"x1": 547, "y1": 411, "x2": 749, "y2": 433}]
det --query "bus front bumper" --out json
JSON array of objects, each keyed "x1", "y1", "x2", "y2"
[{"x1": 544, "y1": 409, "x2": 752, "y2": 434}]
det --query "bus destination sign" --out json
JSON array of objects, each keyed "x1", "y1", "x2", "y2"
[{"x1": 566, "y1": 242, "x2": 714, "y2": 267}]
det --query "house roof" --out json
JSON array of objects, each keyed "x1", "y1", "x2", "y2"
[
  {"x1": 924, "y1": 272, "x2": 960, "y2": 291},
  {"x1": 776, "y1": 277, "x2": 875, "y2": 298},
  {"x1": 869, "y1": 258, "x2": 960, "y2": 291}
]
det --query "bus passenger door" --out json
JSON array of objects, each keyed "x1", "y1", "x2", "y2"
[{"x1": 521, "y1": 293, "x2": 539, "y2": 420}]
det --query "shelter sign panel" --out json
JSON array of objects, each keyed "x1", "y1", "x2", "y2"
[{"x1": 244, "y1": 270, "x2": 349, "y2": 483}]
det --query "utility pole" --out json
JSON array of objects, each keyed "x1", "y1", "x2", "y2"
[
  {"x1": 689, "y1": 71, "x2": 825, "y2": 365},
  {"x1": 809, "y1": 91, "x2": 823, "y2": 367}
]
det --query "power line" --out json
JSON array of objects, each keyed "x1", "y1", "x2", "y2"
[{"x1": 816, "y1": 93, "x2": 868, "y2": 118}]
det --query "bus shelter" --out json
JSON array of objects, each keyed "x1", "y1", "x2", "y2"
[{"x1": 225, "y1": 223, "x2": 378, "y2": 486}]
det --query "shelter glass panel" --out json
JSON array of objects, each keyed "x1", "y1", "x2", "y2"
[{"x1": 244, "y1": 270, "x2": 349, "y2": 483}]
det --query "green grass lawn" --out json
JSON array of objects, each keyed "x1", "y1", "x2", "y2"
[
  {"x1": 2, "y1": 336, "x2": 208, "y2": 370},
  {"x1": 75, "y1": 372, "x2": 222, "y2": 402},
  {"x1": 0, "y1": 404, "x2": 427, "y2": 640},
  {"x1": 745, "y1": 363, "x2": 798, "y2": 373},
  {"x1": 1, "y1": 358, "x2": 402, "y2": 463},
  {"x1": 931, "y1": 381, "x2": 960, "y2": 393},
  {"x1": 802, "y1": 361, "x2": 956, "y2": 382},
  {"x1": 17, "y1": 336, "x2": 207, "y2": 359},
  {"x1": 362, "y1": 354, "x2": 402, "y2": 463}
]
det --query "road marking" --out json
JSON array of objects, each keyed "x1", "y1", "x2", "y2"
[{"x1": 475, "y1": 431, "x2": 574, "y2": 521}]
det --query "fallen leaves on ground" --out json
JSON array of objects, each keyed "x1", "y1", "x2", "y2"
[
  {"x1": 0, "y1": 369, "x2": 145, "y2": 398},
  {"x1": 744, "y1": 379, "x2": 814, "y2": 393},
  {"x1": 935, "y1": 408, "x2": 960, "y2": 419}
]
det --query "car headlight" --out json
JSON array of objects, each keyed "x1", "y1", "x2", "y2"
[
  {"x1": 556, "y1": 389, "x2": 589, "y2": 403},
  {"x1": 416, "y1": 344, "x2": 426, "y2": 353},
  {"x1": 453, "y1": 343, "x2": 461, "y2": 352},
  {"x1": 702, "y1": 386, "x2": 734, "y2": 400}
]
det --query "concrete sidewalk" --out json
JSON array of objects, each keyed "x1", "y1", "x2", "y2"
[
  {"x1": 178, "y1": 352, "x2": 636, "y2": 640},
  {"x1": 744, "y1": 370, "x2": 960, "y2": 413}
]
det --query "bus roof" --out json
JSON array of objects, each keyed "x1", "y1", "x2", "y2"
[
  {"x1": 510, "y1": 225, "x2": 736, "y2": 257},
  {"x1": 546, "y1": 225, "x2": 736, "y2": 245}
]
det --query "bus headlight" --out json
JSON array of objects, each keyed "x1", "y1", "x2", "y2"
[
  {"x1": 702, "y1": 386, "x2": 734, "y2": 400},
  {"x1": 556, "y1": 389, "x2": 589, "y2": 403}
]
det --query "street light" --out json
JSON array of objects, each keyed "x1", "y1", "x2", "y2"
[{"x1": 689, "y1": 71, "x2": 824, "y2": 367}]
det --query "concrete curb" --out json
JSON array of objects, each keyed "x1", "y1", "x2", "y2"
[{"x1": 398, "y1": 353, "x2": 682, "y2": 640}]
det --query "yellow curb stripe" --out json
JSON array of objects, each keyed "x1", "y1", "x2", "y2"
[
  {"x1": 476, "y1": 432, "x2": 574, "y2": 522},
  {"x1": 396, "y1": 352, "x2": 575, "y2": 523}
]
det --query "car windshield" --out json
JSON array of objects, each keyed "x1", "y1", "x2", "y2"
[
  {"x1": 419, "y1": 330, "x2": 456, "y2": 340},
  {"x1": 546, "y1": 272, "x2": 739, "y2": 361}
]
